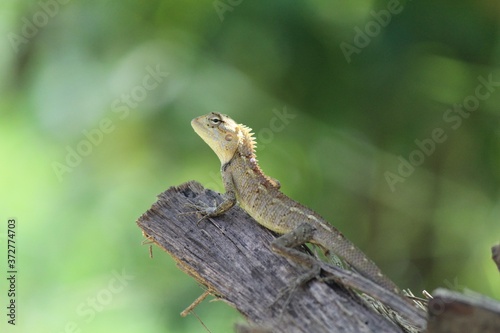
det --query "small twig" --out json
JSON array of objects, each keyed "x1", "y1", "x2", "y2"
[
  {"x1": 190, "y1": 310, "x2": 213, "y2": 333},
  {"x1": 181, "y1": 290, "x2": 212, "y2": 317},
  {"x1": 141, "y1": 232, "x2": 155, "y2": 258}
]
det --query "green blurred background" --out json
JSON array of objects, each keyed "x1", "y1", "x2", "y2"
[{"x1": 1, "y1": 0, "x2": 499, "y2": 332}]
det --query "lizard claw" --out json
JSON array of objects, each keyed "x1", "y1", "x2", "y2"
[
  {"x1": 271, "y1": 283, "x2": 298, "y2": 309},
  {"x1": 179, "y1": 200, "x2": 218, "y2": 224},
  {"x1": 268, "y1": 262, "x2": 321, "y2": 322},
  {"x1": 269, "y1": 271, "x2": 318, "y2": 320}
]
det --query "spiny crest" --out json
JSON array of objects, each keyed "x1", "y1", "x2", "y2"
[
  {"x1": 237, "y1": 122, "x2": 279, "y2": 189},
  {"x1": 238, "y1": 123, "x2": 257, "y2": 156}
]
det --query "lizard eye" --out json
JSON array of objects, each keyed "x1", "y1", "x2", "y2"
[{"x1": 209, "y1": 117, "x2": 222, "y2": 126}]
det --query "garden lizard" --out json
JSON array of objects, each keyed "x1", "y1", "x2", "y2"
[{"x1": 191, "y1": 112, "x2": 401, "y2": 296}]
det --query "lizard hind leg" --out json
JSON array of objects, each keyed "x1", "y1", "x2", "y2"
[{"x1": 270, "y1": 223, "x2": 321, "y2": 312}]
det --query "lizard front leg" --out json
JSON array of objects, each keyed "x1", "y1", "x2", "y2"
[
  {"x1": 190, "y1": 170, "x2": 237, "y2": 219},
  {"x1": 201, "y1": 190, "x2": 236, "y2": 217},
  {"x1": 271, "y1": 223, "x2": 321, "y2": 305}
]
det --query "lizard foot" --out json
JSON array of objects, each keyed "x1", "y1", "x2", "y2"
[
  {"x1": 179, "y1": 200, "x2": 218, "y2": 224},
  {"x1": 269, "y1": 268, "x2": 320, "y2": 319}
]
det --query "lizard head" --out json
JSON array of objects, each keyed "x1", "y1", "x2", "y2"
[{"x1": 191, "y1": 112, "x2": 255, "y2": 165}]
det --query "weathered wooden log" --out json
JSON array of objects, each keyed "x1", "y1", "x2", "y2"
[
  {"x1": 427, "y1": 289, "x2": 500, "y2": 333},
  {"x1": 136, "y1": 180, "x2": 420, "y2": 333}
]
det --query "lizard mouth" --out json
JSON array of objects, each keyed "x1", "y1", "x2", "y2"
[{"x1": 191, "y1": 117, "x2": 206, "y2": 136}]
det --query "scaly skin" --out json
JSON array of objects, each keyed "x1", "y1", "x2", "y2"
[{"x1": 191, "y1": 112, "x2": 401, "y2": 295}]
